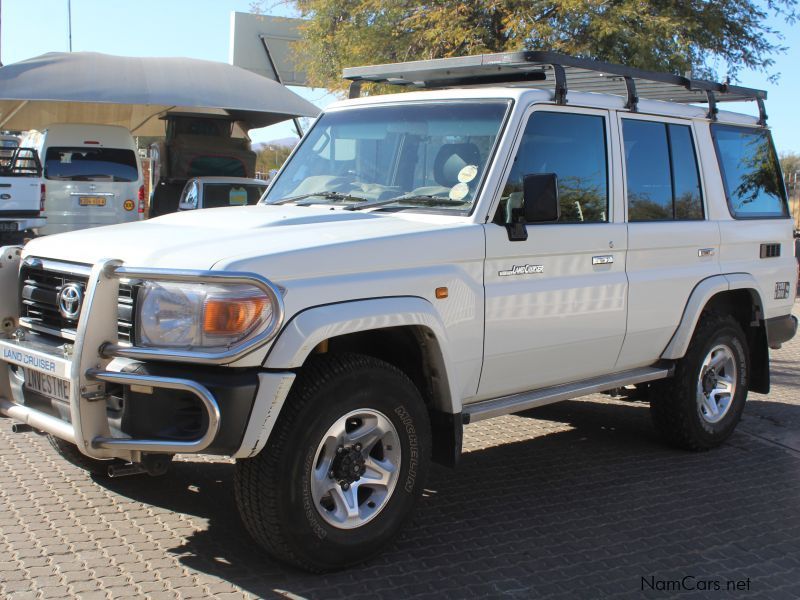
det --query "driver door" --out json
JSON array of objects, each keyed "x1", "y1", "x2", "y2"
[{"x1": 477, "y1": 106, "x2": 628, "y2": 400}]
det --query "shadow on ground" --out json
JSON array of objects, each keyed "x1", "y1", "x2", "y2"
[{"x1": 95, "y1": 397, "x2": 800, "y2": 600}]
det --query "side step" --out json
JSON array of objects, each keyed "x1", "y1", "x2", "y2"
[{"x1": 463, "y1": 365, "x2": 672, "y2": 423}]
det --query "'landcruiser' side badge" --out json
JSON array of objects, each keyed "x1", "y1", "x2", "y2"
[{"x1": 499, "y1": 264, "x2": 544, "y2": 277}]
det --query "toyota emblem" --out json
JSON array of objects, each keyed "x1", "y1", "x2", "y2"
[{"x1": 58, "y1": 283, "x2": 83, "y2": 320}]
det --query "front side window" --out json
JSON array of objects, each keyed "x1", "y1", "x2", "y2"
[
  {"x1": 711, "y1": 124, "x2": 787, "y2": 219},
  {"x1": 264, "y1": 101, "x2": 510, "y2": 213},
  {"x1": 44, "y1": 147, "x2": 138, "y2": 182},
  {"x1": 623, "y1": 120, "x2": 703, "y2": 221},
  {"x1": 496, "y1": 111, "x2": 608, "y2": 224}
]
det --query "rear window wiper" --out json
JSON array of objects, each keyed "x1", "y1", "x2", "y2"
[
  {"x1": 344, "y1": 194, "x2": 469, "y2": 211},
  {"x1": 270, "y1": 191, "x2": 368, "y2": 205}
]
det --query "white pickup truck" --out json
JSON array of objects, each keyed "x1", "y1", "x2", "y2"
[
  {"x1": 0, "y1": 52, "x2": 797, "y2": 572},
  {"x1": 0, "y1": 147, "x2": 44, "y2": 244}
]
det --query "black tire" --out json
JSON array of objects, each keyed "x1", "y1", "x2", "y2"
[
  {"x1": 650, "y1": 311, "x2": 749, "y2": 450},
  {"x1": 234, "y1": 353, "x2": 431, "y2": 572},
  {"x1": 47, "y1": 435, "x2": 123, "y2": 476}
]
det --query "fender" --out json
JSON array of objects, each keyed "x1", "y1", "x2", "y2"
[
  {"x1": 661, "y1": 273, "x2": 764, "y2": 360},
  {"x1": 264, "y1": 296, "x2": 461, "y2": 411}
]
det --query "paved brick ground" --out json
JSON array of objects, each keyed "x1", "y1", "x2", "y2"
[{"x1": 2, "y1": 304, "x2": 800, "y2": 599}]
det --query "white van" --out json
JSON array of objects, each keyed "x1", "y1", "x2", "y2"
[{"x1": 22, "y1": 124, "x2": 144, "y2": 235}]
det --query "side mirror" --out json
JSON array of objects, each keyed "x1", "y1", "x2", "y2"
[
  {"x1": 523, "y1": 173, "x2": 560, "y2": 223},
  {"x1": 505, "y1": 173, "x2": 560, "y2": 241}
]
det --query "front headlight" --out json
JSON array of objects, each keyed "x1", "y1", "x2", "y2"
[{"x1": 137, "y1": 282, "x2": 275, "y2": 350}]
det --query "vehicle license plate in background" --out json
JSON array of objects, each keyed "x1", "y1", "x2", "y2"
[
  {"x1": 24, "y1": 368, "x2": 70, "y2": 402},
  {"x1": 0, "y1": 222, "x2": 17, "y2": 232},
  {"x1": 79, "y1": 196, "x2": 106, "y2": 206}
]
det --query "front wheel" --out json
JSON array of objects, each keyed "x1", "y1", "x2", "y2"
[
  {"x1": 47, "y1": 435, "x2": 124, "y2": 476},
  {"x1": 650, "y1": 311, "x2": 749, "y2": 450},
  {"x1": 234, "y1": 353, "x2": 431, "y2": 572}
]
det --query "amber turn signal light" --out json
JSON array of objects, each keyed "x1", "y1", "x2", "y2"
[
  {"x1": 203, "y1": 296, "x2": 268, "y2": 335},
  {"x1": 435, "y1": 287, "x2": 448, "y2": 299}
]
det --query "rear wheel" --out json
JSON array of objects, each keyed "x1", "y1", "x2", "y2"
[
  {"x1": 651, "y1": 311, "x2": 749, "y2": 450},
  {"x1": 234, "y1": 353, "x2": 431, "y2": 572}
]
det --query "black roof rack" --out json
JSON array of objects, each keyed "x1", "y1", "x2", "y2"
[{"x1": 343, "y1": 51, "x2": 768, "y2": 124}]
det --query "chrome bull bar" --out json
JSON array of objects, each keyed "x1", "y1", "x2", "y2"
[
  {"x1": 86, "y1": 369, "x2": 221, "y2": 453},
  {"x1": 0, "y1": 251, "x2": 223, "y2": 461}
]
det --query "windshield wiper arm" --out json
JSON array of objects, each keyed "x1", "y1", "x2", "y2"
[
  {"x1": 271, "y1": 191, "x2": 367, "y2": 205},
  {"x1": 344, "y1": 194, "x2": 468, "y2": 211}
]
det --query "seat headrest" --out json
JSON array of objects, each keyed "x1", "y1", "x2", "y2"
[{"x1": 433, "y1": 143, "x2": 481, "y2": 187}]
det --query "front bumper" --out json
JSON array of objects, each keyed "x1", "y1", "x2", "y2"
[
  {"x1": 0, "y1": 217, "x2": 45, "y2": 232},
  {"x1": 0, "y1": 332, "x2": 225, "y2": 461},
  {"x1": 0, "y1": 249, "x2": 293, "y2": 461}
]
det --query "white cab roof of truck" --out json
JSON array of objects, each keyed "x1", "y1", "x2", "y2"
[{"x1": 192, "y1": 176, "x2": 268, "y2": 186}]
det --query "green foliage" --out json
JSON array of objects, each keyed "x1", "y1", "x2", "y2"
[
  {"x1": 253, "y1": 0, "x2": 797, "y2": 91},
  {"x1": 781, "y1": 151, "x2": 800, "y2": 177},
  {"x1": 256, "y1": 143, "x2": 294, "y2": 174}
]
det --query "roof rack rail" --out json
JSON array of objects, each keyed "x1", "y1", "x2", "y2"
[{"x1": 343, "y1": 51, "x2": 768, "y2": 123}]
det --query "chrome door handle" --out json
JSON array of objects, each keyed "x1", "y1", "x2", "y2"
[
  {"x1": 592, "y1": 255, "x2": 614, "y2": 265},
  {"x1": 698, "y1": 248, "x2": 715, "y2": 257}
]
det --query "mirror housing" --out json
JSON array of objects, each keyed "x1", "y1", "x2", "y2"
[
  {"x1": 523, "y1": 173, "x2": 560, "y2": 223},
  {"x1": 505, "y1": 173, "x2": 560, "y2": 241}
]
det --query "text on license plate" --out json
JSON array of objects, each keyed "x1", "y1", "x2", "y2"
[
  {"x1": 0, "y1": 222, "x2": 17, "y2": 232},
  {"x1": 79, "y1": 196, "x2": 106, "y2": 207},
  {"x1": 24, "y1": 368, "x2": 70, "y2": 402}
]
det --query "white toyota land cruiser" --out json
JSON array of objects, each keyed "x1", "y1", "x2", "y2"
[{"x1": 0, "y1": 52, "x2": 797, "y2": 572}]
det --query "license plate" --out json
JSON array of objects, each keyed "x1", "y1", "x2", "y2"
[
  {"x1": 79, "y1": 196, "x2": 107, "y2": 207},
  {"x1": 0, "y1": 222, "x2": 17, "y2": 232},
  {"x1": 24, "y1": 368, "x2": 70, "y2": 403}
]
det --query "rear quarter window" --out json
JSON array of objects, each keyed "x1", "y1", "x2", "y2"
[{"x1": 711, "y1": 124, "x2": 788, "y2": 219}]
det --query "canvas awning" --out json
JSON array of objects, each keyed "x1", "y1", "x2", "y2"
[{"x1": 0, "y1": 52, "x2": 320, "y2": 136}]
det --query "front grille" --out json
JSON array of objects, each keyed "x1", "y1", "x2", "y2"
[{"x1": 19, "y1": 264, "x2": 137, "y2": 343}]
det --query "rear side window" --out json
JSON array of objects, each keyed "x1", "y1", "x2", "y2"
[
  {"x1": 202, "y1": 183, "x2": 266, "y2": 208},
  {"x1": 711, "y1": 124, "x2": 788, "y2": 219},
  {"x1": 623, "y1": 120, "x2": 703, "y2": 221},
  {"x1": 44, "y1": 147, "x2": 138, "y2": 182}
]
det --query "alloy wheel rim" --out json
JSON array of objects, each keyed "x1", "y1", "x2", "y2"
[
  {"x1": 696, "y1": 344, "x2": 737, "y2": 424},
  {"x1": 310, "y1": 408, "x2": 401, "y2": 529}
]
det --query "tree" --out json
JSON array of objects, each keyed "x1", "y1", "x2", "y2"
[
  {"x1": 253, "y1": 0, "x2": 797, "y2": 92},
  {"x1": 782, "y1": 151, "x2": 800, "y2": 199},
  {"x1": 781, "y1": 151, "x2": 800, "y2": 178},
  {"x1": 255, "y1": 143, "x2": 294, "y2": 174}
]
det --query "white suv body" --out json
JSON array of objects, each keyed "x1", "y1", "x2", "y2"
[{"x1": 0, "y1": 53, "x2": 796, "y2": 571}]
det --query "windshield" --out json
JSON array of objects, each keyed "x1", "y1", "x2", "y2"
[
  {"x1": 263, "y1": 101, "x2": 510, "y2": 213},
  {"x1": 44, "y1": 147, "x2": 138, "y2": 182}
]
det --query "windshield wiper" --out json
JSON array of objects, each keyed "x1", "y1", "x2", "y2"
[
  {"x1": 271, "y1": 191, "x2": 367, "y2": 205},
  {"x1": 344, "y1": 194, "x2": 468, "y2": 211}
]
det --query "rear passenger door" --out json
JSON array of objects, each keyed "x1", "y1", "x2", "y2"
[
  {"x1": 616, "y1": 115, "x2": 721, "y2": 369},
  {"x1": 479, "y1": 107, "x2": 628, "y2": 399}
]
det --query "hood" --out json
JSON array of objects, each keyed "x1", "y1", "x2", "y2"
[{"x1": 22, "y1": 205, "x2": 464, "y2": 271}]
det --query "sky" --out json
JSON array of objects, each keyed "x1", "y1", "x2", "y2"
[{"x1": 1, "y1": 0, "x2": 799, "y2": 153}]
